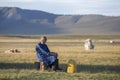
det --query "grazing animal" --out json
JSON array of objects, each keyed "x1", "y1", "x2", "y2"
[
  {"x1": 110, "y1": 40, "x2": 115, "y2": 44},
  {"x1": 84, "y1": 39, "x2": 94, "y2": 50},
  {"x1": 5, "y1": 49, "x2": 20, "y2": 53}
]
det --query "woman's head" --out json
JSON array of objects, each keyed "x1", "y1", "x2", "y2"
[{"x1": 40, "y1": 36, "x2": 47, "y2": 44}]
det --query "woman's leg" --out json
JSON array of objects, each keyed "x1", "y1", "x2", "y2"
[{"x1": 50, "y1": 52, "x2": 58, "y2": 58}]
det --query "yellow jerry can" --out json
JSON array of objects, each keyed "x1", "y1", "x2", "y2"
[
  {"x1": 67, "y1": 59, "x2": 76, "y2": 73},
  {"x1": 67, "y1": 63, "x2": 75, "y2": 73}
]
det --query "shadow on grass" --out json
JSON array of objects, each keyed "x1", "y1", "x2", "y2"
[
  {"x1": 60, "y1": 64, "x2": 120, "y2": 73},
  {"x1": 78, "y1": 64, "x2": 120, "y2": 73},
  {"x1": 0, "y1": 62, "x2": 35, "y2": 69},
  {"x1": 0, "y1": 62, "x2": 120, "y2": 73}
]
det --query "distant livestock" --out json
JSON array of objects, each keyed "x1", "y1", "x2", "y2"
[
  {"x1": 109, "y1": 40, "x2": 115, "y2": 44},
  {"x1": 5, "y1": 49, "x2": 20, "y2": 53},
  {"x1": 84, "y1": 39, "x2": 94, "y2": 50}
]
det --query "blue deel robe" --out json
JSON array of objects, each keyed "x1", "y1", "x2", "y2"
[{"x1": 36, "y1": 43, "x2": 56, "y2": 66}]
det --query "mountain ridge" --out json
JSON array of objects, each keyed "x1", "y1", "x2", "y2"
[{"x1": 0, "y1": 7, "x2": 120, "y2": 35}]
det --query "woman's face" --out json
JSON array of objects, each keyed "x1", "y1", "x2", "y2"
[{"x1": 40, "y1": 37, "x2": 47, "y2": 44}]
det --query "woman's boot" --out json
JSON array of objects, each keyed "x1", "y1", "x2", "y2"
[{"x1": 52, "y1": 59, "x2": 62, "y2": 71}]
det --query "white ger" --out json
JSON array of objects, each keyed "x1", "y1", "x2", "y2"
[{"x1": 84, "y1": 39, "x2": 94, "y2": 50}]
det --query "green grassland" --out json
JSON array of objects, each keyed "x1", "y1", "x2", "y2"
[{"x1": 0, "y1": 35, "x2": 120, "y2": 80}]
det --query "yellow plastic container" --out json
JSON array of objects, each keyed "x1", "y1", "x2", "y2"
[
  {"x1": 67, "y1": 59, "x2": 76, "y2": 73},
  {"x1": 67, "y1": 63, "x2": 75, "y2": 73}
]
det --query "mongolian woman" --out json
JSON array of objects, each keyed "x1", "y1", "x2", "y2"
[{"x1": 36, "y1": 36, "x2": 60, "y2": 71}]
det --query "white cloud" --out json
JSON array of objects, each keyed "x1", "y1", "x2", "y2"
[
  {"x1": 0, "y1": 0, "x2": 120, "y2": 16},
  {"x1": 0, "y1": 0, "x2": 34, "y2": 3},
  {"x1": 36, "y1": 0, "x2": 79, "y2": 3},
  {"x1": 0, "y1": 0, "x2": 107, "y2": 4},
  {"x1": 0, "y1": 0, "x2": 76, "y2": 3}
]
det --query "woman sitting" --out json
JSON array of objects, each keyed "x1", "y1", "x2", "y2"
[{"x1": 36, "y1": 36, "x2": 60, "y2": 71}]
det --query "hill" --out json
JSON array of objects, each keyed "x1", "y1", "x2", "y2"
[{"x1": 0, "y1": 7, "x2": 120, "y2": 35}]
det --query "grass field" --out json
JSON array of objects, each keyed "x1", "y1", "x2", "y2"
[{"x1": 0, "y1": 35, "x2": 120, "y2": 80}]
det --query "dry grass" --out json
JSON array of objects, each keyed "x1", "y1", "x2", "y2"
[{"x1": 0, "y1": 35, "x2": 120, "y2": 80}]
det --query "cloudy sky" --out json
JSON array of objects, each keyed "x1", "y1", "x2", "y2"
[{"x1": 0, "y1": 0, "x2": 120, "y2": 16}]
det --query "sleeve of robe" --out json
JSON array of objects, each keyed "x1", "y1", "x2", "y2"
[
  {"x1": 36, "y1": 44, "x2": 50, "y2": 60},
  {"x1": 35, "y1": 43, "x2": 56, "y2": 65}
]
